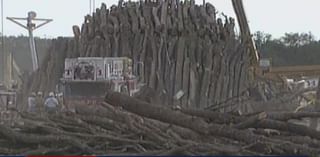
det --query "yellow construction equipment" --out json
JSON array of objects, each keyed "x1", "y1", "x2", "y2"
[{"x1": 231, "y1": 0, "x2": 259, "y2": 66}]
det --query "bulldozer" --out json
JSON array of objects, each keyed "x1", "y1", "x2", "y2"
[{"x1": 58, "y1": 57, "x2": 142, "y2": 110}]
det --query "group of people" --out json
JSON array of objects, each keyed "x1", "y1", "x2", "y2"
[{"x1": 27, "y1": 91, "x2": 61, "y2": 115}]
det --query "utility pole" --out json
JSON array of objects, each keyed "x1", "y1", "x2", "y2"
[{"x1": 7, "y1": 11, "x2": 52, "y2": 71}]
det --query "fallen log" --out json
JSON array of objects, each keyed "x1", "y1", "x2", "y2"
[
  {"x1": 181, "y1": 107, "x2": 320, "y2": 140},
  {"x1": 254, "y1": 119, "x2": 320, "y2": 140},
  {"x1": 272, "y1": 135, "x2": 320, "y2": 149},
  {"x1": 180, "y1": 108, "x2": 242, "y2": 124},
  {"x1": 2, "y1": 95, "x2": 320, "y2": 155},
  {"x1": 234, "y1": 112, "x2": 267, "y2": 129},
  {"x1": 21, "y1": 146, "x2": 78, "y2": 156},
  {"x1": 158, "y1": 144, "x2": 193, "y2": 156},
  {"x1": 105, "y1": 92, "x2": 320, "y2": 156},
  {"x1": 0, "y1": 124, "x2": 93, "y2": 153},
  {"x1": 266, "y1": 112, "x2": 320, "y2": 121},
  {"x1": 105, "y1": 92, "x2": 210, "y2": 134}
]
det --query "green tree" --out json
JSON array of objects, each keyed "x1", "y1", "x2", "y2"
[
  {"x1": 253, "y1": 31, "x2": 272, "y2": 49},
  {"x1": 255, "y1": 31, "x2": 320, "y2": 66},
  {"x1": 281, "y1": 32, "x2": 315, "y2": 47}
]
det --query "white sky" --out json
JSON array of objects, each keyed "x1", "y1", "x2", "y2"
[{"x1": 2, "y1": 0, "x2": 320, "y2": 39}]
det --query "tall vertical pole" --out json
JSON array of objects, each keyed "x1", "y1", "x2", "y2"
[
  {"x1": 28, "y1": 29, "x2": 38, "y2": 70},
  {"x1": 89, "y1": 0, "x2": 92, "y2": 14},
  {"x1": 89, "y1": 0, "x2": 95, "y2": 14},
  {"x1": 27, "y1": 15, "x2": 38, "y2": 70},
  {"x1": 93, "y1": 0, "x2": 95, "y2": 12},
  {"x1": 1, "y1": 0, "x2": 4, "y2": 82}
]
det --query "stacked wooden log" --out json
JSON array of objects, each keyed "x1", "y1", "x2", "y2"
[
  {"x1": 26, "y1": 0, "x2": 252, "y2": 110},
  {"x1": 10, "y1": 1, "x2": 320, "y2": 156},
  {"x1": 0, "y1": 92, "x2": 319, "y2": 156}
]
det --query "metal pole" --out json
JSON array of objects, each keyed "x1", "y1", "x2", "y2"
[
  {"x1": 26, "y1": 13, "x2": 38, "y2": 71},
  {"x1": 93, "y1": 0, "x2": 95, "y2": 12},
  {"x1": 1, "y1": 0, "x2": 4, "y2": 82},
  {"x1": 89, "y1": 0, "x2": 92, "y2": 14},
  {"x1": 28, "y1": 29, "x2": 38, "y2": 70}
]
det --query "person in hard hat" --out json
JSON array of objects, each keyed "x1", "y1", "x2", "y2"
[
  {"x1": 36, "y1": 92, "x2": 44, "y2": 116},
  {"x1": 44, "y1": 92, "x2": 59, "y2": 114},
  {"x1": 27, "y1": 92, "x2": 36, "y2": 113}
]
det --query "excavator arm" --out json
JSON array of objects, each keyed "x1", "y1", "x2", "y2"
[{"x1": 231, "y1": 0, "x2": 259, "y2": 65}]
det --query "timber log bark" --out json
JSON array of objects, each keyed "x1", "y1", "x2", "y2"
[{"x1": 25, "y1": 0, "x2": 252, "y2": 110}]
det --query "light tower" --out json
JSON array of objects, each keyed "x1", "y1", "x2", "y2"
[{"x1": 7, "y1": 11, "x2": 52, "y2": 71}]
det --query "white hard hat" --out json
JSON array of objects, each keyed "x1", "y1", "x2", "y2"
[{"x1": 49, "y1": 92, "x2": 54, "y2": 96}]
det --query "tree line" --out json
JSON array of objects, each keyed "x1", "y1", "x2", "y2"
[
  {"x1": 0, "y1": 36, "x2": 51, "y2": 81},
  {"x1": 254, "y1": 31, "x2": 320, "y2": 67},
  {"x1": 1, "y1": 33, "x2": 319, "y2": 81}
]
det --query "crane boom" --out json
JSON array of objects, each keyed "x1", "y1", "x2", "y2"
[{"x1": 231, "y1": 0, "x2": 259, "y2": 65}]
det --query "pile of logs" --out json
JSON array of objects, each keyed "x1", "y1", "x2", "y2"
[
  {"x1": 26, "y1": 0, "x2": 253, "y2": 110},
  {"x1": 0, "y1": 92, "x2": 319, "y2": 156},
  {"x1": 15, "y1": 1, "x2": 320, "y2": 155}
]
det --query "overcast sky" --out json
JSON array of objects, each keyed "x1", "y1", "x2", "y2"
[{"x1": 2, "y1": 0, "x2": 320, "y2": 39}]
